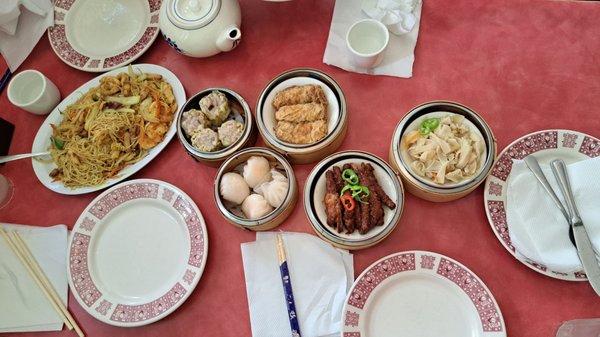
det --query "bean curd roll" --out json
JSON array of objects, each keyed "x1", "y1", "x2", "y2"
[
  {"x1": 275, "y1": 103, "x2": 327, "y2": 123},
  {"x1": 271, "y1": 85, "x2": 327, "y2": 110},
  {"x1": 275, "y1": 120, "x2": 328, "y2": 144}
]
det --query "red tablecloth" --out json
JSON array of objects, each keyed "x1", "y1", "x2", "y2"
[{"x1": 2, "y1": 0, "x2": 600, "y2": 336}]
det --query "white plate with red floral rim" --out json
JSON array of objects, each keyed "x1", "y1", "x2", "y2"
[
  {"x1": 483, "y1": 129, "x2": 600, "y2": 281},
  {"x1": 67, "y1": 179, "x2": 208, "y2": 327},
  {"x1": 341, "y1": 251, "x2": 505, "y2": 337},
  {"x1": 48, "y1": 0, "x2": 161, "y2": 72}
]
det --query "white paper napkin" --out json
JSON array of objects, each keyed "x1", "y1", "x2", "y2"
[
  {"x1": 506, "y1": 157, "x2": 600, "y2": 272},
  {"x1": 242, "y1": 232, "x2": 353, "y2": 337},
  {"x1": 0, "y1": 0, "x2": 53, "y2": 72},
  {"x1": 0, "y1": 223, "x2": 68, "y2": 332},
  {"x1": 323, "y1": 0, "x2": 422, "y2": 78}
]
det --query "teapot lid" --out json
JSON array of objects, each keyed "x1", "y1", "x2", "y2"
[{"x1": 166, "y1": 0, "x2": 221, "y2": 30}]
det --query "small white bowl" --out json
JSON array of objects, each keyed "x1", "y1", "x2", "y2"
[
  {"x1": 261, "y1": 76, "x2": 340, "y2": 149},
  {"x1": 214, "y1": 147, "x2": 297, "y2": 231},
  {"x1": 304, "y1": 151, "x2": 404, "y2": 249},
  {"x1": 8, "y1": 70, "x2": 60, "y2": 115},
  {"x1": 389, "y1": 101, "x2": 497, "y2": 202},
  {"x1": 399, "y1": 111, "x2": 488, "y2": 189},
  {"x1": 256, "y1": 68, "x2": 348, "y2": 164},
  {"x1": 346, "y1": 19, "x2": 389, "y2": 69},
  {"x1": 176, "y1": 87, "x2": 256, "y2": 166}
]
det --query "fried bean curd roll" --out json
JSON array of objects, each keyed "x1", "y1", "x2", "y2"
[
  {"x1": 271, "y1": 85, "x2": 327, "y2": 110},
  {"x1": 275, "y1": 103, "x2": 327, "y2": 123},
  {"x1": 274, "y1": 120, "x2": 327, "y2": 144}
]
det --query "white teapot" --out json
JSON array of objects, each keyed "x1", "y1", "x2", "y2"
[{"x1": 159, "y1": 0, "x2": 242, "y2": 57}]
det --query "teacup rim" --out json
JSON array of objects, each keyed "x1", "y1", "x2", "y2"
[{"x1": 345, "y1": 18, "x2": 390, "y2": 58}]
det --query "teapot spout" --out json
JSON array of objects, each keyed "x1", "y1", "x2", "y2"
[{"x1": 216, "y1": 26, "x2": 241, "y2": 52}]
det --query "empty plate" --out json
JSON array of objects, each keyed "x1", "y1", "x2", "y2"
[
  {"x1": 48, "y1": 0, "x2": 161, "y2": 72},
  {"x1": 67, "y1": 179, "x2": 208, "y2": 326},
  {"x1": 342, "y1": 251, "x2": 505, "y2": 337}
]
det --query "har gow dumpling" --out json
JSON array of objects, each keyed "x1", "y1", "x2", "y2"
[
  {"x1": 243, "y1": 156, "x2": 272, "y2": 188},
  {"x1": 254, "y1": 169, "x2": 289, "y2": 208},
  {"x1": 220, "y1": 172, "x2": 250, "y2": 205},
  {"x1": 242, "y1": 194, "x2": 274, "y2": 219}
]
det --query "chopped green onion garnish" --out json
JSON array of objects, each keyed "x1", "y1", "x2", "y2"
[
  {"x1": 419, "y1": 117, "x2": 441, "y2": 135},
  {"x1": 50, "y1": 136, "x2": 64, "y2": 150}
]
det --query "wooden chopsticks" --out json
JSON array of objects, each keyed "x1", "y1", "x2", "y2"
[{"x1": 0, "y1": 226, "x2": 84, "y2": 337}]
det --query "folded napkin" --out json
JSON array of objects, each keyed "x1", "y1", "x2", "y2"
[
  {"x1": 0, "y1": 0, "x2": 53, "y2": 71},
  {"x1": 242, "y1": 232, "x2": 353, "y2": 337},
  {"x1": 0, "y1": 223, "x2": 68, "y2": 332},
  {"x1": 323, "y1": 0, "x2": 422, "y2": 78},
  {"x1": 506, "y1": 157, "x2": 600, "y2": 272},
  {"x1": 362, "y1": 0, "x2": 419, "y2": 35}
]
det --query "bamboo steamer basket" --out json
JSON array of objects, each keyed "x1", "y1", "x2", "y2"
[
  {"x1": 214, "y1": 147, "x2": 297, "y2": 231},
  {"x1": 256, "y1": 68, "x2": 348, "y2": 164},
  {"x1": 177, "y1": 88, "x2": 257, "y2": 167},
  {"x1": 389, "y1": 101, "x2": 497, "y2": 202},
  {"x1": 303, "y1": 151, "x2": 404, "y2": 250}
]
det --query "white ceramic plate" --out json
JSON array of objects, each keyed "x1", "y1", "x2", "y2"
[
  {"x1": 261, "y1": 77, "x2": 340, "y2": 148},
  {"x1": 484, "y1": 129, "x2": 599, "y2": 281},
  {"x1": 342, "y1": 251, "x2": 505, "y2": 337},
  {"x1": 31, "y1": 63, "x2": 186, "y2": 195},
  {"x1": 67, "y1": 179, "x2": 208, "y2": 327},
  {"x1": 400, "y1": 111, "x2": 488, "y2": 189},
  {"x1": 48, "y1": 0, "x2": 161, "y2": 72},
  {"x1": 304, "y1": 151, "x2": 404, "y2": 249}
]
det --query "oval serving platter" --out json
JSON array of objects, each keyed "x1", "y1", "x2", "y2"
[
  {"x1": 31, "y1": 63, "x2": 186, "y2": 195},
  {"x1": 342, "y1": 251, "x2": 505, "y2": 337},
  {"x1": 483, "y1": 129, "x2": 599, "y2": 281},
  {"x1": 67, "y1": 179, "x2": 208, "y2": 327}
]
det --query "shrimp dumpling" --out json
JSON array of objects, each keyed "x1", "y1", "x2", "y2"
[
  {"x1": 254, "y1": 169, "x2": 289, "y2": 208},
  {"x1": 220, "y1": 172, "x2": 250, "y2": 205},
  {"x1": 242, "y1": 194, "x2": 274, "y2": 219},
  {"x1": 243, "y1": 156, "x2": 272, "y2": 188}
]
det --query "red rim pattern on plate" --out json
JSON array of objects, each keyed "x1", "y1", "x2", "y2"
[
  {"x1": 342, "y1": 251, "x2": 505, "y2": 336},
  {"x1": 484, "y1": 130, "x2": 600, "y2": 281},
  {"x1": 68, "y1": 180, "x2": 208, "y2": 326},
  {"x1": 48, "y1": 0, "x2": 161, "y2": 72}
]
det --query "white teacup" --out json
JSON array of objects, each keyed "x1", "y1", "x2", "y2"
[
  {"x1": 7, "y1": 70, "x2": 60, "y2": 115},
  {"x1": 346, "y1": 19, "x2": 389, "y2": 69}
]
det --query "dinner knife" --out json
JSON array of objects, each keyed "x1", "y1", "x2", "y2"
[
  {"x1": 551, "y1": 159, "x2": 600, "y2": 296},
  {"x1": 524, "y1": 155, "x2": 575, "y2": 246}
]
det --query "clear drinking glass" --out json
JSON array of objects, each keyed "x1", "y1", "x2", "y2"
[
  {"x1": 0, "y1": 174, "x2": 14, "y2": 209},
  {"x1": 556, "y1": 319, "x2": 600, "y2": 337}
]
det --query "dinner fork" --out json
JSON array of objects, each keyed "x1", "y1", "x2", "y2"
[
  {"x1": 523, "y1": 155, "x2": 576, "y2": 246},
  {"x1": 0, "y1": 151, "x2": 50, "y2": 164}
]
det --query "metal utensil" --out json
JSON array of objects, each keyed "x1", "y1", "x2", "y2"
[
  {"x1": 0, "y1": 151, "x2": 50, "y2": 164},
  {"x1": 551, "y1": 159, "x2": 600, "y2": 296},
  {"x1": 524, "y1": 155, "x2": 576, "y2": 246}
]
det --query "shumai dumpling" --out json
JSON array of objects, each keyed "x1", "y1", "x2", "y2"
[{"x1": 199, "y1": 90, "x2": 230, "y2": 125}]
